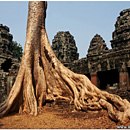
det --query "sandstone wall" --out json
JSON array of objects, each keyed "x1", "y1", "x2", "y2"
[{"x1": 0, "y1": 24, "x2": 19, "y2": 103}]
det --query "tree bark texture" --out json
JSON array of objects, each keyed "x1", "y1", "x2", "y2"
[{"x1": 0, "y1": 1, "x2": 130, "y2": 124}]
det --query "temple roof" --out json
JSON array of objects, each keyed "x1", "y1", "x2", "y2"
[
  {"x1": 52, "y1": 31, "x2": 79, "y2": 63},
  {"x1": 87, "y1": 34, "x2": 108, "y2": 57},
  {"x1": 111, "y1": 8, "x2": 130, "y2": 49}
]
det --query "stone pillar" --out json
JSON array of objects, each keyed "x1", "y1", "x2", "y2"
[
  {"x1": 119, "y1": 67, "x2": 129, "y2": 88},
  {"x1": 90, "y1": 72, "x2": 99, "y2": 88},
  {"x1": 7, "y1": 75, "x2": 15, "y2": 96}
]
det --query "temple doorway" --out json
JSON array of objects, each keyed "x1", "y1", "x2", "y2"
[
  {"x1": 85, "y1": 73, "x2": 91, "y2": 80},
  {"x1": 1, "y1": 59, "x2": 12, "y2": 72},
  {"x1": 97, "y1": 69, "x2": 119, "y2": 90}
]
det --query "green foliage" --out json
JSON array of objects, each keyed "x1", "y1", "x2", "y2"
[{"x1": 12, "y1": 41, "x2": 23, "y2": 61}]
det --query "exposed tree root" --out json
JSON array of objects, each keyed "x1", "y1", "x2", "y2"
[{"x1": 0, "y1": 1, "x2": 130, "y2": 124}]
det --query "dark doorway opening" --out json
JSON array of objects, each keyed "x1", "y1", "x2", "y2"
[
  {"x1": 1, "y1": 59, "x2": 12, "y2": 72},
  {"x1": 127, "y1": 67, "x2": 130, "y2": 86},
  {"x1": 85, "y1": 73, "x2": 91, "y2": 80},
  {"x1": 97, "y1": 69, "x2": 119, "y2": 90}
]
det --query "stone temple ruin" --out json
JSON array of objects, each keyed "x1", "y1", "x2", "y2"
[
  {"x1": 52, "y1": 8, "x2": 130, "y2": 91},
  {"x1": 87, "y1": 34, "x2": 108, "y2": 57},
  {"x1": 1, "y1": 8, "x2": 130, "y2": 102},
  {"x1": 52, "y1": 31, "x2": 79, "y2": 64},
  {"x1": 0, "y1": 24, "x2": 19, "y2": 102}
]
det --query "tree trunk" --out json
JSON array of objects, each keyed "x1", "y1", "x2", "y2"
[{"x1": 0, "y1": 1, "x2": 130, "y2": 124}]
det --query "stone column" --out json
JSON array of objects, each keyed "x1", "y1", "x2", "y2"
[
  {"x1": 119, "y1": 67, "x2": 129, "y2": 88},
  {"x1": 7, "y1": 75, "x2": 15, "y2": 96},
  {"x1": 90, "y1": 72, "x2": 99, "y2": 88}
]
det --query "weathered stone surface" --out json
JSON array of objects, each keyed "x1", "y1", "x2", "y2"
[
  {"x1": 68, "y1": 9, "x2": 130, "y2": 90},
  {"x1": 53, "y1": 8, "x2": 130, "y2": 91},
  {"x1": 52, "y1": 31, "x2": 79, "y2": 64},
  {"x1": 87, "y1": 34, "x2": 108, "y2": 57},
  {"x1": 0, "y1": 24, "x2": 20, "y2": 103},
  {"x1": 111, "y1": 9, "x2": 130, "y2": 49}
]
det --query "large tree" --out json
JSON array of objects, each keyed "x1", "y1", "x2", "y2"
[{"x1": 0, "y1": 1, "x2": 130, "y2": 124}]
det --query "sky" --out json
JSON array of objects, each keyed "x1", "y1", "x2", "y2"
[{"x1": 0, "y1": 1, "x2": 130, "y2": 59}]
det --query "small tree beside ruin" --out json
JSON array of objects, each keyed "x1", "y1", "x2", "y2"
[
  {"x1": 0, "y1": 1, "x2": 130, "y2": 124},
  {"x1": 12, "y1": 41, "x2": 23, "y2": 61}
]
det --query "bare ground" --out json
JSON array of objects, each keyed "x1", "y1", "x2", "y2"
[
  {"x1": 0, "y1": 87, "x2": 130, "y2": 129},
  {"x1": 0, "y1": 103, "x2": 130, "y2": 129}
]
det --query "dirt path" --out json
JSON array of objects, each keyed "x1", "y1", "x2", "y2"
[{"x1": 0, "y1": 105, "x2": 130, "y2": 129}]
